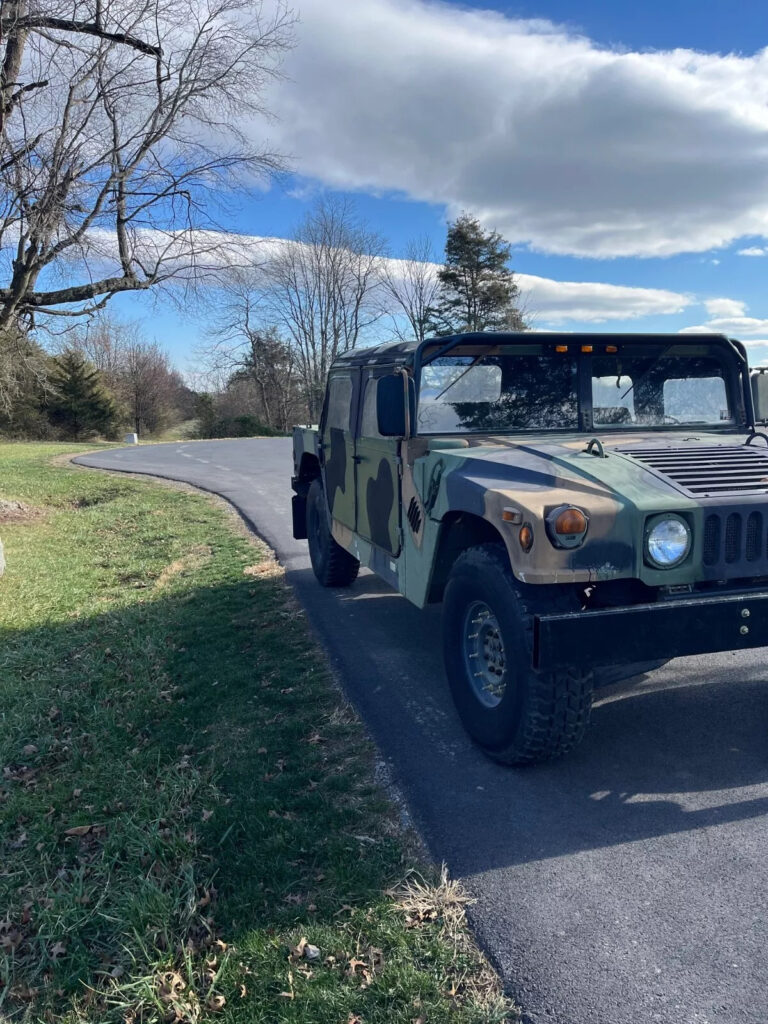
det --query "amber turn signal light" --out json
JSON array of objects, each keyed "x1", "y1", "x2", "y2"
[
  {"x1": 545, "y1": 505, "x2": 589, "y2": 549},
  {"x1": 555, "y1": 344, "x2": 568, "y2": 353},
  {"x1": 554, "y1": 507, "x2": 589, "y2": 535},
  {"x1": 519, "y1": 524, "x2": 534, "y2": 552}
]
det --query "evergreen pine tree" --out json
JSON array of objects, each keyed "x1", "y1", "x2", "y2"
[
  {"x1": 429, "y1": 214, "x2": 525, "y2": 335},
  {"x1": 47, "y1": 350, "x2": 117, "y2": 439}
]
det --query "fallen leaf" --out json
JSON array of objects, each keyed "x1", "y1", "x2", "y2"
[
  {"x1": 239, "y1": 983, "x2": 247, "y2": 999},
  {"x1": 346, "y1": 957, "x2": 367, "y2": 977},
  {"x1": 64, "y1": 824, "x2": 95, "y2": 837},
  {"x1": 207, "y1": 994, "x2": 226, "y2": 1011},
  {"x1": 290, "y1": 937, "x2": 308, "y2": 959},
  {"x1": 279, "y1": 969, "x2": 295, "y2": 999},
  {"x1": 22, "y1": 744, "x2": 38, "y2": 757},
  {"x1": 50, "y1": 941, "x2": 67, "y2": 959},
  {"x1": 201, "y1": 809, "x2": 213, "y2": 822}
]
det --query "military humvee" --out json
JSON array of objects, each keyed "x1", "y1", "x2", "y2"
[{"x1": 292, "y1": 331, "x2": 768, "y2": 764}]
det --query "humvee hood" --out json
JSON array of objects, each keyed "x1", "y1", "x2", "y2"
[{"x1": 437, "y1": 432, "x2": 754, "y2": 504}]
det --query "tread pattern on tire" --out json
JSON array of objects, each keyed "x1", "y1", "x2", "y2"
[
  {"x1": 448, "y1": 543, "x2": 593, "y2": 765},
  {"x1": 307, "y1": 479, "x2": 360, "y2": 587}
]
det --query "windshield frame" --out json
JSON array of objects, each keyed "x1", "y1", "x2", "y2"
[{"x1": 411, "y1": 334, "x2": 749, "y2": 436}]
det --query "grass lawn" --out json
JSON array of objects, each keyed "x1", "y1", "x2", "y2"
[{"x1": 0, "y1": 443, "x2": 516, "y2": 1023}]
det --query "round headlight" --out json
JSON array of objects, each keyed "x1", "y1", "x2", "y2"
[{"x1": 646, "y1": 516, "x2": 691, "y2": 568}]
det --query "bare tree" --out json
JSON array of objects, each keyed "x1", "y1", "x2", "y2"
[
  {"x1": 0, "y1": 0, "x2": 292, "y2": 328},
  {"x1": 0, "y1": 322, "x2": 48, "y2": 416},
  {"x1": 382, "y1": 235, "x2": 440, "y2": 344},
  {"x1": 202, "y1": 270, "x2": 304, "y2": 430},
  {"x1": 119, "y1": 337, "x2": 179, "y2": 435},
  {"x1": 65, "y1": 313, "x2": 136, "y2": 380},
  {"x1": 65, "y1": 314, "x2": 182, "y2": 434},
  {"x1": 265, "y1": 198, "x2": 386, "y2": 419}
]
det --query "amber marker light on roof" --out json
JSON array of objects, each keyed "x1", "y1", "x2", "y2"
[
  {"x1": 581, "y1": 345, "x2": 594, "y2": 353},
  {"x1": 555, "y1": 345, "x2": 568, "y2": 353},
  {"x1": 606, "y1": 345, "x2": 618, "y2": 353}
]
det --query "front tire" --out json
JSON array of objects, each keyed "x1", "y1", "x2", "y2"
[
  {"x1": 443, "y1": 544, "x2": 593, "y2": 765},
  {"x1": 306, "y1": 479, "x2": 360, "y2": 587}
]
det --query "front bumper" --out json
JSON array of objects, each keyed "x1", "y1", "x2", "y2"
[{"x1": 533, "y1": 589, "x2": 768, "y2": 672}]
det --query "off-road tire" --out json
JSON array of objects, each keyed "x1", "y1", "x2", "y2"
[
  {"x1": 306, "y1": 479, "x2": 360, "y2": 587},
  {"x1": 443, "y1": 543, "x2": 593, "y2": 765}
]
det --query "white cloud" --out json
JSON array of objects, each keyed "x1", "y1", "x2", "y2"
[
  {"x1": 680, "y1": 316, "x2": 768, "y2": 336},
  {"x1": 517, "y1": 274, "x2": 689, "y2": 322},
  {"x1": 738, "y1": 247, "x2": 768, "y2": 256},
  {"x1": 262, "y1": 0, "x2": 768, "y2": 258},
  {"x1": 703, "y1": 297, "x2": 747, "y2": 317},
  {"x1": 81, "y1": 225, "x2": 689, "y2": 324}
]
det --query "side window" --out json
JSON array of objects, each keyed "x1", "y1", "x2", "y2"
[
  {"x1": 326, "y1": 375, "x2": 353, "y2": 431},
  {"x1": 360, "y1": 377, "x2": 382, "y2": 438}
]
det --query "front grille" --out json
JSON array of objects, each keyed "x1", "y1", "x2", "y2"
[
  {"x1": 702, "y1": 509, "x2": 768, "y2": 573},
  {"x1": 621, "y1": 444, "x2": 768, "y2": 496}
]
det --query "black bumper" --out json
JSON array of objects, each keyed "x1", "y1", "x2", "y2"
[{"x1": 533, "y1": 589, "x2": 768, "y2": 672}]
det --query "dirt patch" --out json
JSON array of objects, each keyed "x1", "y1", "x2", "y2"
[
  {"x1": 155, "y1": 544, "x2": 214, "y2": 588},
  {"x1": 0, "y1": 499, "x2": 44, "y2": 525},
  {"x1": 243, "y1": 559, "x2": 284, "y2": 580}
]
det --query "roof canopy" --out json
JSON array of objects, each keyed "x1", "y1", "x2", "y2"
[{"x1": 331, "y1": 331, "x2": 736, "y2": 370}]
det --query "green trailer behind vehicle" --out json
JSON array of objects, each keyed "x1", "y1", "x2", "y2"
[{"x1": 292, "y1": 331, "x2": 768, "y2": 765}]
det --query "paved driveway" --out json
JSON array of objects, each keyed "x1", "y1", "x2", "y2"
[{"x1": 75, "y1": 439, "x2": 768, "y2": 1024}]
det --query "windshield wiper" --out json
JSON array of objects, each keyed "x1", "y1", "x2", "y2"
[
  {"x1": 620, "y1": 345, "x2": 673, "y2": 401},
  {"x1": 433, "y1": 347, "x2": 494, "y2": 401}
]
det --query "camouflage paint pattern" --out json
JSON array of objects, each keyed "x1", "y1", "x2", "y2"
[{"x1": 353, "y1": 371, "x2": 401, "y2": 555}]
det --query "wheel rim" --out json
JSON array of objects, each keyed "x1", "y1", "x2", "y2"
[{"x1": 462, "y1": 600, "x2": 508, "y2": 708}]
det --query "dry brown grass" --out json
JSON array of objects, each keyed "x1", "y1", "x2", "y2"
[{"x1": 155, "y1": 544, "x2": 213, "y2": 587}]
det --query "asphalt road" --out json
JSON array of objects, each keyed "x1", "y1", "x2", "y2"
[{"x1": 75, "y1": 438, "x2": 768, "y2": 1024}]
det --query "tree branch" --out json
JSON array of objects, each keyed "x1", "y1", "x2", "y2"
[{"x1": 2, "y1": 16, "x2": 162, "y2": 57}]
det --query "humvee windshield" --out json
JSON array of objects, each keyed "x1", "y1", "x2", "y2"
[{"x1": 416, "y1": 343, "x2": 736, "y2": 434}]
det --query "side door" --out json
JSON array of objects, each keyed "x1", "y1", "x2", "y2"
[
  {"x1": 354, "y1": 369, "x2": 402, "y2": 556},
  {"x1": 321, "y1": 370, "x2": 357, "y2": 531}
]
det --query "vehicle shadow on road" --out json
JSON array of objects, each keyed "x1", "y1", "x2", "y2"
[{"x1": 291, "y1": 569, "x2": 768, "y2": 871}]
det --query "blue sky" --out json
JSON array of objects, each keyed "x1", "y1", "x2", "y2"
[{"x1": 117, "y1": 0, "x2": 768, "y2": 370}]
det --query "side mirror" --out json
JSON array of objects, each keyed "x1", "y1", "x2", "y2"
[
  {"x1": 752, "y1": 370, "x2": 768, "y2": 424},
  {"x1": 377, "y1": 373, "x2": 416, "y2": 438}
]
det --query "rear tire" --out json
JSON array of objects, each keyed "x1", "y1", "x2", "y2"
[
  {"x1": 442, "y1": 543, "x2": 593, "y2": 765},
  {"x1": 306, "y1": 479, "x2": 360, "y2": 587}
]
